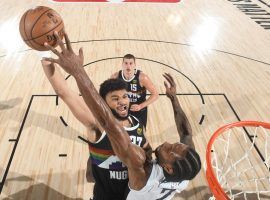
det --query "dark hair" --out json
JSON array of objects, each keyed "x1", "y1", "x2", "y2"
[
  {"x1": 99, "y1": 78, "x2": 128, "y2": 100},
  {"x1": 164, "y1": 148, "x2": 201, "y2": 182},
  {"x1": 123, "y1": 54, "x2": 136, "y2": 62}
]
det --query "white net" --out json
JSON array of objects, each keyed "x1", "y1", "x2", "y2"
[{"x1": 208, "y1": 123, "x2": 270, "y2": 200}]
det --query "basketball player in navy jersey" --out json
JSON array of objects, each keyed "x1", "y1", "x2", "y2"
[
  {"x1": 43, "y1": 32, "x2": 201, "y2": 200},
  {"x1": 111, "y1": 54, "x2": 158, "y2": 129},
  {"x1": 41, "y1": 48, "x2": 152, "y2": 199}
]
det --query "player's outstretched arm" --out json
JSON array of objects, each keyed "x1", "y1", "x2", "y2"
[
  {"x1": 163, "y1": 73, "x2": 195, "y2": 148},
  {"x1": 41, "y1": 60, "x2": 97, "y2": 129},
  {"x1": 42, "y1": 31, "x2": 144, "y2": 166}
]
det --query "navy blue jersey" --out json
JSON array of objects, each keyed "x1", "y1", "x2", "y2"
[
  {"x1": 88, "y1": 115, "x2": 146, "y2": 199},
  {"x1": 118, "y1": 70, "x2": 146, "y2": 105}
]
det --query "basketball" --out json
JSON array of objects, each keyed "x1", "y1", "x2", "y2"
[{"x1": 19, "y1": 6, "x2": 64, "y2": 51}]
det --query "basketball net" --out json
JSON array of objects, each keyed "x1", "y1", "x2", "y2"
[{"x1": 206, "y1": 121, "x2": 270, "y2": 200}]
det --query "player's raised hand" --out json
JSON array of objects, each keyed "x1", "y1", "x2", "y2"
[
  {"x1": 42, "y1": 31, "x2": 84, "y2": 76},
  {"x1": 130, "y1": 104, "x2": 142, "y2": 111},
  {"x1": 163, "y1": 73, "x2": 176, "y2": 100}
]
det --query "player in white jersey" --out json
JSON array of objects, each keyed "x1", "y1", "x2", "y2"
[
  {"x1": 43, "y1": 31, "x2": 201, "y2": 200},
  {"x1": 125, "y1": 73, "x2": 200, "y2": 200},
  {"x1": 127, "y1": 159, "x2": 190, "y2": 200}
]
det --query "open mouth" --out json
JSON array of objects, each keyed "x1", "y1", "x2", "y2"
[{"x1": 117, "y1": 105, "x2": 128, "y2": 116}]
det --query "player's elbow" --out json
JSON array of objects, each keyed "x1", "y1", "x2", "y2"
[
  {"x1": 127, "y1": 145, "x2": 146, "y2": 167},
  {"x1": 131, "y1": 154, "x2": 145, "y2": 168},
  {"x1": 150, "y1": 87, "x2": 159, "y2": 100},
  {"x1": 54, "y1": 88, "x2": 69, "y2": 99},
  {"x1": 152, "y1": 92, "x2": 159, "y2": 101}
]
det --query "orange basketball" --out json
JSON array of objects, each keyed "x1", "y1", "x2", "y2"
[{"x1": 19, "y1": 6, "x2": 64, "y2": 51}]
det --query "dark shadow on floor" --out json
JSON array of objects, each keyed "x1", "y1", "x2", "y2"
[
  {"x1": 2, "y1": 183, "x2": 83, "y2": 200},
  {"x1": 0, "y1": 98, "x2": 22, "y2": 110}
]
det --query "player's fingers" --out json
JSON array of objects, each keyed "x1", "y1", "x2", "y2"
[
  {"x1": 64, "y1": 31, "x2": 73, "y2": 52},
  {"x1": 54, "y1": 31, "x2": 65, "y2": 52},
  {"x1": 130, "y1": 105, "x2": 137, "y2": 110},
  {"x1": 42, "y1": 57, "x2": 60, "y2": 65},
  {"x1": 163, "y1": 74, "x2": 173, "y2": 87},
  {"x1": 164, "y1": 73, "x2": 175, "y2": 87},
  {"x1": 164, "y1": 81, "x2": 169, "y2": 88},
  {"x1": 162, "y1": 73, "x2": 168, "y2": 80},
  {"x1": 165, "y1": 73, "x2": 175, "y2": 87},
  {"x1": 79, "y1": 47, "x2": 84, "y2": 60},
  {"x1": 44, "y1": 42, "x2": 61, "y2": 57}
]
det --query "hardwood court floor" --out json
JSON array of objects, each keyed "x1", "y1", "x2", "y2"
[{"x1": 0, "y1": 0, "x2": 270, "y2": 199}]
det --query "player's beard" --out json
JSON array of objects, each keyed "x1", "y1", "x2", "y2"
[{"x1": 110, "y1": 105, "x2": 130, "y2": 121}]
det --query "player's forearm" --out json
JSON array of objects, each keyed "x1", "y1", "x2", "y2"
[
  {"x1": 42, "y1": 62, "x2": 69, "y2": 96},
  {"x1": 170, "y1": 95, "x2": 194, "y2": 147},
  {"x1": 170, "y1": 95, "x2": 191, "y2": 135}
]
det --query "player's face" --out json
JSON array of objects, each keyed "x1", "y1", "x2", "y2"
[
  {"x1": 155, "y1": 142, "x2": 189, "y2": 164},
  {"x1": 122, "y1": 58, "x2": 136, "y2": 75},
  {"x1": 105, "y1": 89, "x2": 130, "y2": 119}
]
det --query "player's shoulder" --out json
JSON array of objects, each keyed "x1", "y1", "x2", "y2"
[
  {"x1": 111, "y1": 71, "x2": 119, "y2": 79},
  {"x1": 139, "y1": 71, "x2": 151, "y2": 84},
  {"x1": 138, "y1": 70, "x2": 147, "y2": 79}
]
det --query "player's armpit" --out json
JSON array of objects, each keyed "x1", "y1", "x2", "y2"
[{"x1": 142, "y1": 141, "x2": 153, "y2": 160}]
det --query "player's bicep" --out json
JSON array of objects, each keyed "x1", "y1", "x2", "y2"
[{"x1": 140, "y1": 73, "x2": 158, "y2": 94}]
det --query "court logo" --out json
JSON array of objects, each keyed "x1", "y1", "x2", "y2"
[{"x1": 227, "y1": 0, "x2": 270, "y2": 30}]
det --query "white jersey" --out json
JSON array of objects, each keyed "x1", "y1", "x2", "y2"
[{"x1": 127, "y1": 161, "x2": 189, "y2": 200}]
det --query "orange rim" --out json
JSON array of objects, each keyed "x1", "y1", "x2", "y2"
[{"x1": 206, "y1": 121, "x2": 270, "y2": 200}]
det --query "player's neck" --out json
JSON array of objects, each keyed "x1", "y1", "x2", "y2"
[
  {"x1": 118, "y1": 117, "x2": 132, "y2": 128},
  {"x1": 123, "y1": 69, "x2": 136, "y2": 80}
]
